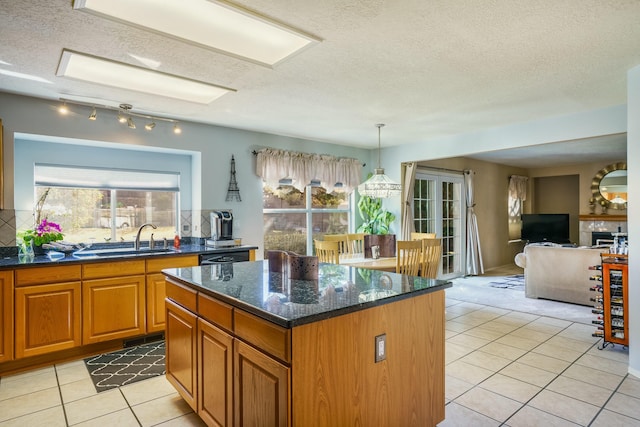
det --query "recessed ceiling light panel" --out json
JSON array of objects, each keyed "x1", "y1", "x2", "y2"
[
  {"x1": 56, "y1": 49, "x2": 234, "y2": 104},
  {"x1": 73, "y1": 0, "x2": 320, "y2": 67}
]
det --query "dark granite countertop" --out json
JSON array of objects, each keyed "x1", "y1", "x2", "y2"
[
  {"x1": 0, "y1": 244, "x2": 258, "y2": 270},
  {"x1": 163, "y1": 261, "x2": 451, "y2": 328}
]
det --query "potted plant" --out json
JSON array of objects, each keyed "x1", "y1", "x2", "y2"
[
  {"x1": 357, "y1": 195, "x2": 396, "y2": 257},
  {"x1": 18, "y1": 218, "x2": 64, "y2": 255}
]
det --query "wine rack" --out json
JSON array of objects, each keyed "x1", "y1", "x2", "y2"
[{"x1": 593, "y1": 254, "x2": 628, "y2": 349}]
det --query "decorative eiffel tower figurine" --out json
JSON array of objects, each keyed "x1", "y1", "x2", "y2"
[{"x1": 226, "y1": 155, "x2": 241, "y2": 201}]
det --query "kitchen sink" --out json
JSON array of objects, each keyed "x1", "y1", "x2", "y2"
[{"x1": 72, "y1": 247, "x2": 178, "y2": 258}]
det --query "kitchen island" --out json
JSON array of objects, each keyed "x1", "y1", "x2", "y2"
[{"x1": 163, "y1": 260, "x2": 451, "y2": 427}]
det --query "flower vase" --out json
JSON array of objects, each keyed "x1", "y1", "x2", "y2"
[{"x1": 33, "y1": 244, "x2": 46, "y2": 256}]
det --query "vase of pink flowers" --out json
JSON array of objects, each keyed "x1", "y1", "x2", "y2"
[{"x1": 19, "y1": 218, "x2": 64, "y2": 255}]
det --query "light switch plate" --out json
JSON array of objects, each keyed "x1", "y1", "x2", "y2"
[{"x1": 375, "y1": 334, "x2": 386, "y2": 362}]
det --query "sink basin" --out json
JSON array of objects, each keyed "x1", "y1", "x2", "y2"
[{"x1": 72, "y1": 247, "x2": 178, "y2": 258}]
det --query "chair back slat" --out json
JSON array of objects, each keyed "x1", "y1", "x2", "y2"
[
  {"x1": 421, "y1": 238, "x2": 442, "y2": 279},
  {"x1": 346, "y1": 233, "x2": 366, "y2": 254},
  {"x1": 323, "y1": 234, "x2": 349, "y2": 254},
  {"x1": 396, "y1": 240, "x2": 422, "y2": 276},
  {"x1": 314, "y1": 239, "x2": 340, "y2": 264}
]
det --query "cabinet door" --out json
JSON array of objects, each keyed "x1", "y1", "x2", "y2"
[
  {"x1": 146, "y1": 273, "x2": 166, "y2": 333},
  {"x1": 15, "y1": 281, "x2": 82, "y2": 358},
  {"x1": 146, "y1": 255, "x2": 198, "y2": 333},
  {"x1": 166, "y1": 299, "x2": 198, "y2": 412},
  {"x1": 198, "y1": 318, "x2": 233, "y2": 427},
  {"x1": 234, "y1": 340, "x2": 290, "y2": 427},
  {"x1": 83, "y1": 275, "x2": 146, "y2": 343},
  {"x1": 0, "y1": 271, "x2": 14, "y2": 362}
]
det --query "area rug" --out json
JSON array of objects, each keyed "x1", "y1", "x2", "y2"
[
  {"x1": 84, "y1": 341, "x2": 165, "y2": 392},
  {"x1": 488, "y1": 274, "x2": 525, "y2": 289}
]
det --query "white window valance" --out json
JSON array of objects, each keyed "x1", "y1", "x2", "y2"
[
  {"x1": 256, "y1": 148, "x2": 362, "y2": 193},
  {"x1": 509, "y1": 175, "x2": 529, "y2": 200}
]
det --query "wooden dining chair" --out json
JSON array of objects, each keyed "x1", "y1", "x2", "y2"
[
  {"x1": 314, "y1": 239, "x2": 340, "y2": 264},
  {"x1": 421, "y1": 238, "x2": 442, "y2": 279},
  {"x1": 323, "y1": 234, "x2": 349, "y2": 254},
  {"x1": 396, "y1": 240, "x2": 422, "y2": 276},
  {"x1": 346, "y1": 233, "x2": 366, "y2": 254},
  {"x1": 410, "y1": 232, "x2": 436, "y2": 241}
]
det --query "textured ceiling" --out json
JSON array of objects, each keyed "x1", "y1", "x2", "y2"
[{"x1": 0, "y1": 0, "x2": 638, "y2": 166}]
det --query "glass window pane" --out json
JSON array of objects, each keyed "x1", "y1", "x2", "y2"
[
  {"x1": 263, "y1": 185, "x2": 305, "y2": 208},
  {"x1": 310, "y1": 187, "x2": 348, "y2": 209},
  {"x1": 312, "y1": 212, "x2": 348, "y2": 237},
  {"x1": 29, "y1": 186, "x2": 177, "y2": 244},
  {"x1": 264, "y1": 212, "x2": 307, "y2": 255}
]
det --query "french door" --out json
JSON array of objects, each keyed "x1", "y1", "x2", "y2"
[{"x1": 413, "y1": 170, "x2": 465, "y2": 279}]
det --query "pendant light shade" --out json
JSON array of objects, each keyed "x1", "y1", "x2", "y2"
[{"x1": 358, "y1": 124, "x2": 402, "y2": 198}]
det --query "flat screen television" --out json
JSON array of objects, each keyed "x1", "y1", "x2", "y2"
[{"x1": 521, "y1": 213, "x2": 570, "y2": 244}]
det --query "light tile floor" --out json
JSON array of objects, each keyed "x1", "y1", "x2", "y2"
[{"x1": 0, "y1": 273, "x2": 638, "y2": 426}]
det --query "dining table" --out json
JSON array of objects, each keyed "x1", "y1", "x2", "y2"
[{"x1": 338, "y1": 253, "x2": 397, "y2": 272}]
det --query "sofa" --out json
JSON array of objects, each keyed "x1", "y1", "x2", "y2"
[{"x1": 515, "y1": 244, "x2": 608, "y2": 306}]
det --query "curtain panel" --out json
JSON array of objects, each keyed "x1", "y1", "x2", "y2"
[
  {"x1": 464, "y1": 169, "x2": 484, "y2": 275},
  {"x1": 400, "y1": 162, "x2": 417, "y2": 240},
  {"x1": 256, "y1": 148, "x2": 362, "y2": 193}
]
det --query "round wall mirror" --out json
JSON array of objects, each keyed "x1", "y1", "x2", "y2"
[{"x1": 591, "y1": 162, "x2": 627, "y2": 210}]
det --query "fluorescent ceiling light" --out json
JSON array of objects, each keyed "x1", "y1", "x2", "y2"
[
  {"x1": 74, "y1": 0, "x2": 320, "y2": 67},
  {"x1": 56, "y1": 50, "x2": 234, "y2": 104}
]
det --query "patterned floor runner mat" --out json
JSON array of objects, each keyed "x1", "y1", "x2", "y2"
[{"x1": 84, "y1": 341, "x2": 165, "y2": 392}]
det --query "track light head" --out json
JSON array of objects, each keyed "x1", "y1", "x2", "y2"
[
  {"x1": 118, "y1": 103, "x2": 132, "y2": 124},
  {"x1": 173, "y1": 123, "x2": 182, "y2": 134},
  {"x1": 127, "y1": 116, "x2": 136, "y2": 129},
  {"x1": 88, "y1": 107, "x2": 97, "y2": 120},
  {"x1": 58, "y1": 102, "x2": 69, "y2": 115},
  {"x1": 145, "y1": 121, "x2": 156, "y2": 131}
]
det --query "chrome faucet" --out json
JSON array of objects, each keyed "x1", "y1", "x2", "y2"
[{"x1": 134, "y1": 223, "x2": 157, "y2": 250}]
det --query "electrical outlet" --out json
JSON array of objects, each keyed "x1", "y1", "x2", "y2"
[{"x1": 375, "y1": 334, "x2": 386, "y2": 362}]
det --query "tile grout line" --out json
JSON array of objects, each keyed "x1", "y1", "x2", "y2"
[
  {"x1": 447, "y1": 309, "x2": 622, "y2": 426},
  {"x1": 54, "y1": 364, "x2": 71, "y2": 427}
]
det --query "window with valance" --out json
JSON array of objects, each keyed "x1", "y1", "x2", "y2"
[{"x1": 255, "y1": 148, "x2": 362, "y2": 193}]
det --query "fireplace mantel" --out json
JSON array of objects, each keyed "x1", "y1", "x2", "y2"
[{"x1": 579, "y1": 214, "x2": 627, "y2": 222}]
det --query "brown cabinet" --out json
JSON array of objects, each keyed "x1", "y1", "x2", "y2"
[
  {"x1": 165, "y1": 275, "x2": 445, "y2": 427},
  {"x1": 166, "y1": 279, "x2": 291, "y2": 427},
  {"x1": 15, "y1": 281, "x2": 82, "y2": 358},
  {"x1": 14, "y1": 265, "x2": 82, "y2": 359},
  {"x1": 235, "y1": 339, "x2": 289, "y2": 427},
  {"x1": 146, "y1": 255, "x2": 198, "y2": 333},
  {"x1": 0, "y1": 271, "x2": 13, "y2": 362},
  {"x1": 198, "y1": 317, "x2": 233, "y2": 427},
  {"x1": 166, "y1": 298, "x2": 198, "y2": 410},
  {"x1": 82, "y1": 260, "x2": 146, "y2": 344}
]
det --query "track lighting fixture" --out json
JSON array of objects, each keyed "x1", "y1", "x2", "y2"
[{"x1": 57, "y1": 98, "x2": 183, "y2": 135}]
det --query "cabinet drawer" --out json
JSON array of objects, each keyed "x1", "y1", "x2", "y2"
[
  {"x1": 147, "y1": 255, "x2": 198, "y2": 273},
  {"x1": 198, "y1": 293, "x2": 233, "y2": 332},
  {"x1": 235, "y1": 310, "x2": 291, "y2": 364},
  {"x1": 15, "y1": 265, "x2": 82, "y2": 286},
  {"x1": 166, "y1": 279, "x2": 197, "y2": 312},
  {"x1": 82, "y1": 260, "x2": 145, "y2": 279}
]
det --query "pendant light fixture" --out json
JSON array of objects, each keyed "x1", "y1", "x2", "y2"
[{"x1": 358, "y1": 124, "x2": 402, "y2": 198}]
